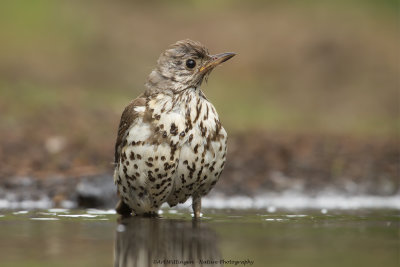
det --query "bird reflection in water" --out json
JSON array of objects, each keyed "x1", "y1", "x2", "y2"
[{"x1": 114, "y1": 216, "x2": 221, "y2": 267}]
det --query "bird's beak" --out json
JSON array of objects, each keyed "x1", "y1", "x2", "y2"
[{"x1": 200, "y1": 52, "x2": 236, "y2": 73}]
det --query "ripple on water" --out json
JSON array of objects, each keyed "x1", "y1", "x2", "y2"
[
  {"x1": 58, "y1": 214, "x2": 98, "y2": 218},
  {"x1": 265, "y1": 218, "x2": 287, "y2": 221},
  {"x1": 13, "y1": 211, "x2": 28, "y2": 215},
  {"x1": 31, "y1": 218, "x2": 59, "y2": 221},
  {"x1": 86, "y1": 209, "x2": 116, "y2": 215},
  {"x1": 48, "y1": 208, "x2": 69, "y2": 213}
]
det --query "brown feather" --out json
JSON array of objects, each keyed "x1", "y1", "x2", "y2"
[{"x1": 114, "y1": 95, "x2": 146, "y2": 164}]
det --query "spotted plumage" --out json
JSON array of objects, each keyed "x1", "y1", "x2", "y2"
[{"x1": 114, "y1": 40, "x2": 235, "y2": 218}]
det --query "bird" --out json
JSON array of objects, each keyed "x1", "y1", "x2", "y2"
[{"x1": 113, "y1": 39, "x2": 235, "y2": 218}]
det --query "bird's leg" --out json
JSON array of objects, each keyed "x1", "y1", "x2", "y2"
[
  {"x1": 192, "y1": 195, "x2": 201, "y2": 219},
  {"x1": 115, "y1": 199, "x2": 132, "y2": 217},
  {"x1": 143, "y1": 211, "x2": 159, "y2": 218}
]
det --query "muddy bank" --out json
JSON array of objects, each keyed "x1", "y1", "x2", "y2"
[
  {"x1": 0, "y1": 133, "x2": 398, "y2": 209},
  {"x1": 222, "y1": 132, "x2": 399, "y2": 196}
]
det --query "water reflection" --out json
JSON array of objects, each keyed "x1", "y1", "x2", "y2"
[{"x1": 114, "y1": 217, "x2": 221, "y2": 267}]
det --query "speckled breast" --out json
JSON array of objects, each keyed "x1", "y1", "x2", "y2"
[
  {"x1": 149, "y1": 90, "x2": 228, "y2": 206},
  {"x1": 115, "y1": 89, "x2": 227, "y2": 214}
]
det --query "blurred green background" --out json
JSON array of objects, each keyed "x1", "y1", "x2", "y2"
[{"x1": 0, "y1": 0, "x2": 398, "y2": 178}]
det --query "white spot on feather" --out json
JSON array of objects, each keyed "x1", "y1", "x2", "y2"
[
  {"x1": 126, "y1": 120, "x2": 151, "y2": 143},
  {"x1": 134, "y1": 106, "x2": 145, "y2": 113}
]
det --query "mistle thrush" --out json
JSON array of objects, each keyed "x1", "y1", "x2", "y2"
[{"x1": 113, "y1": 40, "x2": 235, "y2": 218}]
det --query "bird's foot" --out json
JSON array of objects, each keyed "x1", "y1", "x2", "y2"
[
  {"x1": 116, "y1": 200, "x2": 132, "y2": 217},
  {"x1": 142, "y1": 212, "x2": 159, "y2": 218},
  {"x1": 192, "y1": 196, "x2": 202, "y2": 219}
]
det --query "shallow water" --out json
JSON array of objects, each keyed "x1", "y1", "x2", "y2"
[{"x1": 0, "y1": 208, "x2": 398, "y2": 267}]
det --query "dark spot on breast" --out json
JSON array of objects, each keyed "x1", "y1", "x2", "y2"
[
  {"x1": 194, "y1": 144, "x2": 199, "y2": 153},
  {"x1": 146, "y1": 162, "x2": 153, "y2": 167},
  {"x1": 164, "y1": 162, "x2": 172, "y2": 171},
  {"x1": 148, "y1": 157, "x2": 153, "y2": 162},
  {"x1": 130, "y1": 152, "x2": 135, "y2": 160},
  {"x1": 161, "y1": 156, "x2": 166, "y2": 161},
  {"x1": 201, "y1": 126, "x2": 207, "y2": 137},
  {"x1": 134, "y1": 164, "x2": 138, "y2": 169},
  {"x1": 181, "y1": 174, "x2": 186, "y2": 184},
  {"x1": 170, "y1": 123, "x2": 178, "y2": 135},
  {"x1": 163, "y1": 131, "x2": 167, "y2": 138},
  {"x1": 137, "y1": 154, "x2": 142, "y2": 160}
]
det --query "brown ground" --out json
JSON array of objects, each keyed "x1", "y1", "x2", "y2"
[
  {"x1": 1, "y1": 130, "x2": 398, "y2": 198},
  {"x1": 222, "y1": 132, "x2": 399, "y2": 196}
]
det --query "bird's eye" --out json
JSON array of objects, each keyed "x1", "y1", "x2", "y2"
[{"x1": 186, "y1": 59, "x2": 196, "y2": 69}]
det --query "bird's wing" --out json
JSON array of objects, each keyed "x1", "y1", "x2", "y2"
[{"x1": 114, "y1": 95, "x2": 146, "y2": 164}]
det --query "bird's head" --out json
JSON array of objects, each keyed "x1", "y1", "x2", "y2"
[{"x1": 145, "y1": 39, "x2": 235, "y2": 94}]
